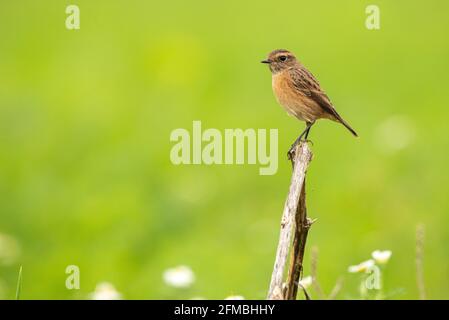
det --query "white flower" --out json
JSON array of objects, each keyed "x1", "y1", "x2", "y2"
[
  {"x1": 298, "y1": 276, "x2": 313, "y2": 289},
  {"x1": 372, "y1": 250, "x2": 392, "y2": 264},
  {"x1": 89, "y1": 282, "x2": 122, "y2": 300},
  {"x1": 348, "y1": 259, "x2": 375, "y2": 273},
  {"x1": 163, "y1": 265, "x2": 195, "y2": 288},
  {"x1": 224, "y1": 295, "x2": 245, "y2": 300}
]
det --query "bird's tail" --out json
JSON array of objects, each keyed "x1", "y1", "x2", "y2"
[{"x1": 336, "y1": 117, "x2": 358, "y2": 137}]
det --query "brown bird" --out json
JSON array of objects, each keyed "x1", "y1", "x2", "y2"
[{"x1": 262, "y1": 49, "x2": 357, "y2": 157}]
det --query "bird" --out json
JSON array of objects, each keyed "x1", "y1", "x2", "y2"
[{"x1": 261, "y1": 49, "x2": 357, "y2": 158}]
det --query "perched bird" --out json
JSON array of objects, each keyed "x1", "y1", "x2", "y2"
[{"x1": 262, "y1": 49, "x2": 357, "y2": 157}]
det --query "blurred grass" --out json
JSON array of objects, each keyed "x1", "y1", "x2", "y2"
[
  {"x1": 0, "y1": 0, "x2": 449, "y2": 299},
  {"x1": 15, "y1": 266, "x2": 22, "y2": 300}
]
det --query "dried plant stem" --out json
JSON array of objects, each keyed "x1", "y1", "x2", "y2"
[
  {"x1": 416, "y1": 224, "x2": 426, "y2": 300},
  {"x1": 285, "y1": 182, "x2": 312, "y2": 300},
  {"x1": 310, "y1": 246, "x2": 326, "y2": 299},
  {"x1": 327, "y1": 276, "x2": 344, "y2": 300},
  {"x1": 267, "y1": 142, "x2": 313, "y2": 300}
]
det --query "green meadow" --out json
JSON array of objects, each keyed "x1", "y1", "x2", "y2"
[{"x1": 0, "y1": 1, "x2": 448, "y2": 299}]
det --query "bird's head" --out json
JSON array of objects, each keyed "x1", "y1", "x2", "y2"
[{"x1": 261, "y1": 49, "x2": 298, "y2": 74}]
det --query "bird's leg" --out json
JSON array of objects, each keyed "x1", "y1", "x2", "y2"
[
  {"x1": 303, "y1": 123, "x2": 314, "y2": 146},
  {"x1": 287, "y1": 122, "x2": 314, "y2": 160},
  {"x1": 304, "y1": 123, "x2": 313, "y2": 140}
]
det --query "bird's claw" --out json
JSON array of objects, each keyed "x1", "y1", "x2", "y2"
[
  {"x1": 287, "y1": 148, "x2": 295, "y2": 161},
  {"x1": 287, "y1": 139, "x2": 313, "y2": 160},
  {"x1": 303, "y1": 139, "x2": 314, "y2": 146}
]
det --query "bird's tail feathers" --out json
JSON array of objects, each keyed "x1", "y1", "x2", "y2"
[{"x1": 337, "y1": 117, "x2": 358, "y2": 137}]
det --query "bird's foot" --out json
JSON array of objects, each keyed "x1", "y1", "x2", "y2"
[
  {"x1": 287, "y1": 148, "x2": 295, "y2": 161},
  {"x1": 287, "y1": 141, "x2": 299, "y2": 160},
  {"x1": 287, "y1": 139, "x2": 313, "y2": 160},
  {"x1": 303, "y1": 139, "x2": 314, "y2": 146}
]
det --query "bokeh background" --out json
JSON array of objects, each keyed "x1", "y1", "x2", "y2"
[{"x1": 1, "y1": 0, "x2": 448, "y2": 299}]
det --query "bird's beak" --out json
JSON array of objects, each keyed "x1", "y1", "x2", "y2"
[{"x1": 261, "y1": 59, "x2": 271, "y2": 64}]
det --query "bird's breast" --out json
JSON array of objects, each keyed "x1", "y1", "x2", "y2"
[{"x1": 272, "y1": 72, "x2": 309, "y2": 120}]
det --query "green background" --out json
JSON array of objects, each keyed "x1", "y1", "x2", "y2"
[{"x1": 0, "y1": 0, "x2": 448, "y2": 299}]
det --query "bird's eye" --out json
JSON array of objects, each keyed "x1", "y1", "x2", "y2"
[{"x1": 279, "y1": 55, "x2": 287, "y2": 62}]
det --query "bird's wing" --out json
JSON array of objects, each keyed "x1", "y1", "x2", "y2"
[{"x1": 289, "y1": 67, "x2": 342, "y2": 121}]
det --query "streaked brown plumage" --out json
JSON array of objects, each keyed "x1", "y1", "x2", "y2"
[{"x1": 262, "y1": 49, "x2": 357, "y2": 156}]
